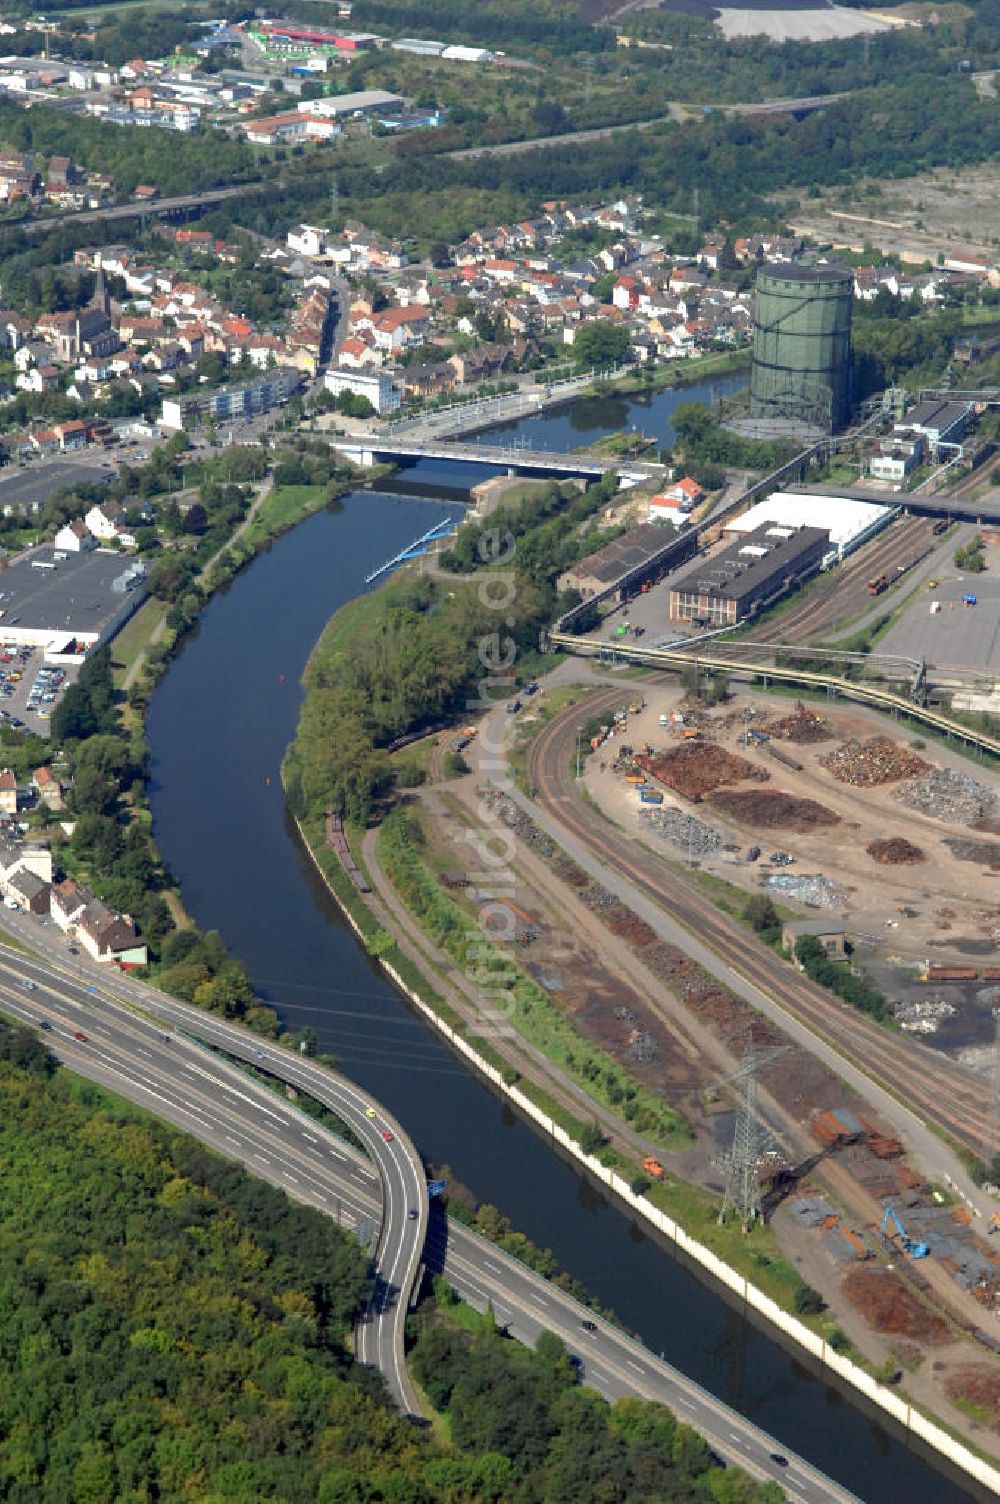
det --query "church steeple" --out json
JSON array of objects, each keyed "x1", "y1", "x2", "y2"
[{"x1": 93, "y1": 266, "x2": 109, "y2": 317}]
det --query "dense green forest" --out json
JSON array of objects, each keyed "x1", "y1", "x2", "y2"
[
  {"x1": 0, "y1": 98, "x2": 252, "y2": 197},
  {"x1": 410, "y1": 1284, "x2": 785, "y2": 1503},
  {"x1": 285, "y1": 475, "x2": 619, "y2": 824},
  {"x1": 0, "y1": 1031, "x2": 381, "y2": 1503},
  {"x1": 0, "y1": 1029, "x2": 784, "y2": 1502}
]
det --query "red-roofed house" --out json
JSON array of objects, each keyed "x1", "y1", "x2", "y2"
[{"x1": 649, "y1": 477, "x2": 703, "y2": 518}]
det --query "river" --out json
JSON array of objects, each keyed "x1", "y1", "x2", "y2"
[{"x1": 146, "y1": 385, "x2": 981, "y2": 1503}]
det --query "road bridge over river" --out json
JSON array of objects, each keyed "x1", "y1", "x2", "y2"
[{"x1": 333, "y1": 432, "x2": 667, "y2": 485}]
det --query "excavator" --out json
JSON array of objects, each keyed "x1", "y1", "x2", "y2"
[{"x1": 881, "y1": 1205, "x2": 929, "y2": 1259}]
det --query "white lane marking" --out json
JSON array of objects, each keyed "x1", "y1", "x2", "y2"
[
  {"x1": 254, "y1": 1153, "x2": 271, "y2": 1165},
  {"x1": 626, "y1": 1359, "x2": 644, "y2": 1375},
  {"x1": 484, "y1": 1259, "x2": 503, "y2": 1273},
  {"x1": 302, "y1": 1132, "x2": 318, "y2": 1143},
  {"x1": 284, "y1": 1173, "x2": 299, "y2": 1185},
  {"x1": 225, "y1": 1135, "x2": 241, "y2": 1146},
  {"x1": 137, "y1": 1048, "x2": 152, "y2": 1059}
]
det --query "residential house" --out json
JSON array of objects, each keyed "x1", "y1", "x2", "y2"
[
  {"x1": 0, "y1": 769, "x2": 16, "y2": 814},
  {"x1": 9, "y1": 869, "x2": 51, "y2": 915},
  {"x1": 85, "y1": 498, "x2": 135, "y2": 547},
  {"x1": 363, "y1": 306, "x2": 430, "y2": 353},
  {"x1": 32, "y1": 765, "x2": 65, "y2": 812},
  {"x1": 16, "y1": 365, "x2": 62, "y2": 395},
  {"x1": 51, "y1": 877, "x2": 88, "y2": 931},
  {"x1": 53, "y1": 420, "x2": 86, "y2": 451},
  {"x1": 53, "y1": 520, "x2": 97, "y2": 553},
  {"x1": 77, "y1": 901, "x2": 148, "y2": 966}
]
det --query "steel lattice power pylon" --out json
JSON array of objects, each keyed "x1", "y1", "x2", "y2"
[{"x1": 713, "y1": 1035, "x2": 789, "y2": 1232}]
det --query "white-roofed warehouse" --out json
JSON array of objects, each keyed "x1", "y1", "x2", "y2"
[{"x1": 724, "y1": 491, "x2": 895, "y2": 564}]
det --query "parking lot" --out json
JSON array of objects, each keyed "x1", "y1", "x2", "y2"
[
  {"x1": 0, "y1": 647, "x2": 77, "y2": 736},
  {"x1": 878, "y1": 560, "x2": 1000, "y2": 672},
  {"x1": 0, "y1": 453, "x2": 115, "y2": 514}
]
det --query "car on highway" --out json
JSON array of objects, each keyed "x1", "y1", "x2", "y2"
[
  {"x1": 68, "y1": 945, "x2": 78, "y2": 954},
  {"x1": 769, "y1": 1454, "x2": 788, "y2": 1468},
  {"x1": 365, "y1": 1106, "x2": 376, "y2": 1118},
  {"x1": 39, "y1": 1019, "x2": 51, "y2": 1031},
  {"x1": 380, "y1": 1129, "x2": 394, "y2": 1143},
  {"x1": 73, "y1": 1031, "x2": 88, "y2": 1043},
  {"x1": 22, "y1": 979, "x2": 36, "y2": 990},
  {"x1": 408, "y1": 1208, "x2": 418, "y2": 1220},
  {"x1": 580, "y1": 1319, "x2": 598, "y2": 1333}
]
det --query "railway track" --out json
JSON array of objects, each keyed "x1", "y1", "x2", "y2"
[
  {"x1": 526, "y1": 688, "x2": 998, "y2": 1160},
  {"x1": 755, "y1": 518, "x2": 933, "y2": 644}
]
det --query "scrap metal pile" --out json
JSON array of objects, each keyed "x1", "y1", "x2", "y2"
[
  {"x1": 639, "y1": 805, "x2": 722, "y2": 856},
  {"x1": 866, "y1": 837, "x2": 926, "y2": 865},
  {"x1": 899, "y1": 767, "x2": 999, "y2": 827},
  {"x1": 820, "y1": 737, "x2": 929, "y2": 788},
  {"x1": 635, "y1": 744, "x2": 767, "y2": 803}
]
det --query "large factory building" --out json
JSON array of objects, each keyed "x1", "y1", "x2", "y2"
[{"x1": 669, "y1": 523, "x2": 830, "y2": 626}]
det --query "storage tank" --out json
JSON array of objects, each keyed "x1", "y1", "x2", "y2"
[{"x1": 750, "y1": 262, "x2": 853, "y2": 433}]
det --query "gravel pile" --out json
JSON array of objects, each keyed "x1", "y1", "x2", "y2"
[
  {"x1": 639, "y1": 805, "x2": 722, "y2": 855},
  {"x1": 897, "y1": 768, "x2": 999, "y2": 828}
]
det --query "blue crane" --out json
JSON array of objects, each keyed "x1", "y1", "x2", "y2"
[{"x1": 881, "y1": 1204, "x2": 929, "y2": 1259}]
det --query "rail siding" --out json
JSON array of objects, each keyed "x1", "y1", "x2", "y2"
[{"x1": 325, "y1": 812, "x2": 371, "y2": 893}]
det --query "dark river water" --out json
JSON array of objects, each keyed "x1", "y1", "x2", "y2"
[{"x1": 146, "y1": 382, "x2": 984, "y2": 1504}]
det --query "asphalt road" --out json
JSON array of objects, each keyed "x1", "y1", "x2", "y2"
[
  {"x1": 445, "y1": 93, "x2": 849, "y2": 161},
  {"x1": 5, "y1": 185, "x2": 260, "y2": 237},
  {"x1": 0, "y1": 924, "x2": 856, "y2": 1501}
]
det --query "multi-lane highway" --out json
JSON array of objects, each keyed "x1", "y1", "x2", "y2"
[{"x1": 0, "y1": 930, "x2": 857, "y2": 1502}]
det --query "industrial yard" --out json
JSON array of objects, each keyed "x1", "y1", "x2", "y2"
[
  {"x1": 580, "y1": 684, "x2": 1000, "y2": 1061},
  {"x1": 393, "y1": 682, "x2": 1000, "y2": 1440}
]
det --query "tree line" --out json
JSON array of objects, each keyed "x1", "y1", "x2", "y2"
[
  {"x1": 410, "y1": 1286, "x2": 785, "y2": 1503},
  {"x1": 285, "y1": 475, "x2": 620, "y2": 825}
]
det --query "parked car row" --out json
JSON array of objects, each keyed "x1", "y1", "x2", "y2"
[
  {"x1": 0, "y1": 643, "x2": 32, "y2": 702},
  {"x1": 26, "y1": 666, "x2": 66, "y2": 719}
]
